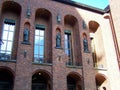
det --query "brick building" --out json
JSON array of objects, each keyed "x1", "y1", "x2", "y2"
[{"x1": 0, "y1": 0, "x2": 120, "y2": 90}]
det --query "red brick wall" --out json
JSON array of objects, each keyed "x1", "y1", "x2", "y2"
[{"x1": 0, "y1": 0, "x2": 96, "y2": 90}]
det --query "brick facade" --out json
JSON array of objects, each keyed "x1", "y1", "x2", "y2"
[{"x1": 0, "y1": 0, "x2": 119, "y2": 90}]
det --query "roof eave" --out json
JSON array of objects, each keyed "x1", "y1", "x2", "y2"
[{"x1": 53, "y1": 0, "x2": 109, "y2": 14}]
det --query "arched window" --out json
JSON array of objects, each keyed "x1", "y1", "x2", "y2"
[
  {"x1": 0, "y1": 19, "x2": 15, "y2": 60},
  {"x1": 34, "y1": 25, "x2": 45, "y2": 63},
  {"x1": 34, "y1": 8, "x2": 52, "y2": 64},
  {"x1": 0, "y1": 1, "x2": 21, "y2": 60}
]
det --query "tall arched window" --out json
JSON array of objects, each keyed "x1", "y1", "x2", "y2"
[
  {"x1": 34, "y1": 8, "x2": 52, "y2": 64},
  {"x1": 0, "y1": 1, "x2": 21, "y2": 60},
  {"x1": 64, "y1": 30, "x2": 73, "y2": 64},
  {"x1": 0, "y1": 19, "x2": 15, "y2": 60},
  {"x1": 34, "y1": 25, "x2": 45, "y2": 63},
  {"x1": 64, "y1": 15, "x2": 81, "y2": 66}
]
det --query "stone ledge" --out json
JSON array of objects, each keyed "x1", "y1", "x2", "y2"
[
  {"x1": 32, "y1": 62, "x2": 52, "y2": 66},
  {"x1": 0, "y1": 60, "x2": 16, "y2": 63}
]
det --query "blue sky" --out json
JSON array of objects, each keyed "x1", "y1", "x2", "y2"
[{"x1": 71, "y1": 0, "x2": 109, "y2": 10}]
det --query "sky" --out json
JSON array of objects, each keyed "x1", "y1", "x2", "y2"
[{"x1": 71, "y1": 0, "x2": 109, "y2": 10}]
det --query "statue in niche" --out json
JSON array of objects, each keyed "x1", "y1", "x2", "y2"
[
  {"x1": 23, "y1": 28, "x2": 29, "y2": 43},
  {"x1": 56, "y1": 32, "x2": 61, "y2": 48},
  {"x1": 83, "y1": 37, "x2": 89, "y2": 52}
]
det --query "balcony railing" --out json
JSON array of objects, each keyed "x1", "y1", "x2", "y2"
[
  {"x1": 94, "y1": 63, "x2": 107, "y2": 70},
  {"x1": 33, "y1": 57, "x2": 52, "y2": 65},
  {"x1": 0, "y1": 53, "x2": 11, "y2": 60},
  {"x1": 66, "y1": 60, "x2": 81, "y2": 67}
]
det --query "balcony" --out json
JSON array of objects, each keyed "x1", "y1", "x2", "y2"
[
  {"x1": 0, "y1": 53, "x2": 11, "y2": 60},
  {"x1": 94, "y1": 63, "x2": 107, "y2": 71},
  {"x1": 66, "y1": 60, "x2": 82, "y2": 68},
  {"x1": 0, "y1": 53, "x2": 16, "y2": 62},
  {"x1": 33, "y1": 57, "x2": 52, "y2": 66}
]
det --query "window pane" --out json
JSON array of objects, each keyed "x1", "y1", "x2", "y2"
[
  {"x1": 39, "y1": 37, "x2": 44, "y2": 45},
  {"x1": 34, "y1": 54, "x2": 39, "y2": 63},
  {"x1": 68, "y1": 49, "x2": 71, "y2": 56},
  {"x1": 0, "y1": 50, "x2": 5, "y2": 53},
  {"x1": 0, "y1": 22, "x2": 15, "y2": 59},
  {"x1": 65, "y1": 49, "x2": 69, "y2": 56},
  {"x1": 1, "y1": 41, "x2": 7, "y2": 51},
  {"x1": 35, "y1": 30, "x2": 39, "y2": 36},
  {"x1": 8, "y1": 32, "x2": 14, "y2": 41},
  {"x1": 68, "y1": 41, "x2": 70, "y2": 48},
  {"x1": 7, "y1": 42, "x2": 12, "y2": 51},
  {"x1": 39, "y1": 55, "x2": 43, "y2": 60},
  {"x1": 39, "y1": 46, "x2": 44, "y2": 55},
  {"x1": 9, "y1": 25, "x2": 15, "y2": 31},
  {"x1": 4, "y1": 24, "x2": 9, "y2": 30},
  {"x1": 6, "y1": 51, "x2": 11, "y2": 54},
  {"x1": 34, "y1": 45, "x2": 39, "y2": 55},
  {"x1": 40, "y1": 30, "x2": 44, "y2": 36},
  {"x1": 65, "y1": 40, "x2": 68, "y2": 49},
  {"x1": 34, "y1": 28, "x2": 45, "y2": 60},
  {"x1": 35, "y1": 36, "x2": 39, "y2": 44},
  {"x1": 2, "y1": 31, "x2": 8, "y2": 40},
  {"x1": 65, "y1": 35, "x2": 68, "y2": 40}
]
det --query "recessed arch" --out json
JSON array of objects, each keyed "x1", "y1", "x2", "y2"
[
  {"x1": 64, "y1": 14, "x2": 78, "y2": 26},
  {"x1": 95, "y1": 73, "x2": 107, "y2": 89},
  {"x1": 67, "y1": 72, "x2": 82, "y2": 79},
  {"x1": 0, "y1": 66, "x2": 15, "y2": 77},
  {"x1": 0, "y1": 67, "x2": 15, "y2": 90},
  {"x1": 67, "y1": 72, "x2": 82, "y2": 90},
  {"x1": 2, "y1": 1, "x2": 21, "y2": 15},
  {"x1": 89, "y1": 21, "x2": 99, "y2": 33},
  {"x1": 83, "y1": 33, "x2": 87, "y2": 38},
  {"x1": 64, "y1": 14, "x2": 82, "y2": 66},
  {"x1": 35, "y1": 8, "x2": 52, "y2": 21},
  {"x1": 32, "y1": 69, "x2": 52, "y2": 79},
  {"x1": 32, "y1": 69, "x2": 52, "y2": 90},
  {"x1": 34, "y1": 8, "x2": 52, "y2": 63},
  {"x1": 56, "y1": 27, "x2": 61, "y2": 33},
  {"x1": 0, "y1": 0, "x2": 21, "y2": 60}
]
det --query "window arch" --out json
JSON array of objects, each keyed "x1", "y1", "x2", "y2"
[
  {"x1": 34, "y1": 8, "x2": 52, "y2": 64},
  {"x1": 0, "y1": 1, "x2": 21, "y2": 60},
  {"x1": 64, "y1": 14, "x2": 82, "y2": 66}
]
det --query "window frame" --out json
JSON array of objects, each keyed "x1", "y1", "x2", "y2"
[
  {"x1": 34, "y1": 25, "x2": 45, "y2": 63},
  {"x1": 0, "y1": 19, "x2": 16, "y2": 60},
  {"x1": 64, "y1": 30, "x2": 73, "y2": 64}
]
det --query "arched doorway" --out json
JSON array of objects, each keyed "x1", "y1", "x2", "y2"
[
  {"x1": 67, "y1": 72, "x2": 82, "y2": 90},
  {"x1": 32, "y1": 70, "x2": 52, "y2": 90},
  {"x1": 0, "y1": 68, "x2": 14, "y2": 90}
]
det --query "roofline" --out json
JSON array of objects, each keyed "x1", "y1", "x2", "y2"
[{"x1": 53, "y1": 0, "x2": 110, "y2": 14}]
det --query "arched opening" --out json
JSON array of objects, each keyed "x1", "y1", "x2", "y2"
[
  {"x1": 34, "y1": 8, "x2": 52, "y2": 64},
  {"x1": 0, "y1": 68, "x2": 14, "y2": 90},
  {"x1": 64, "y1": 15, "x2": 81, "y2": 66},
  {"x1": 83, "y1": 33, "x2": 89, "y2": 53},
  {"x1": 89, "y1": 21, "x2": 100, "y2": 67},
  {"x1": 55, "y1": 27, "x2": 61, "y2": 48},
  {"x1": 22, "y1": 22, "x2": 30, "y2": 44},
  {"x1": 0, "y1": 1, "x2": 21, "y2": 60},
  {"x1": 67, "y1": 72, "x2": 82, "y2": 90},
  {"x1": 95, "y1": 74, "x2": 107, "y2": 90},
  {"x1": 32, "y1": 70, "x2": 52, "y2": 90}
]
